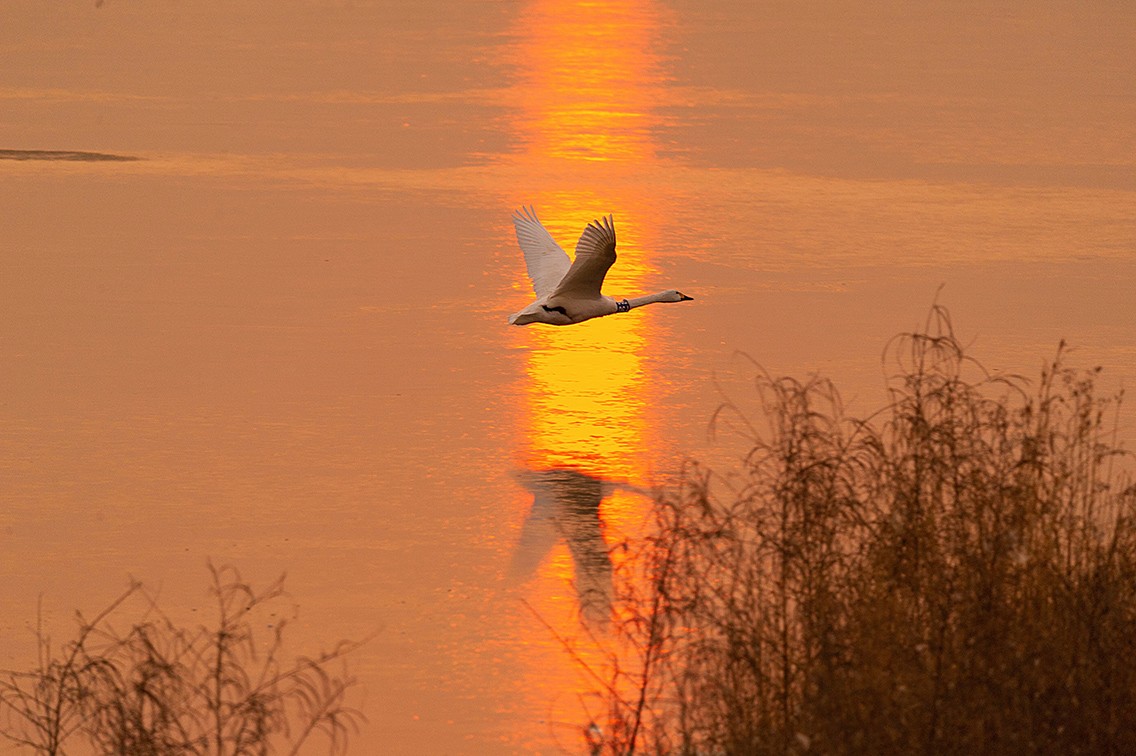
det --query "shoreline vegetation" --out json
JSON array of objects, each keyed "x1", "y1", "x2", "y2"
[
  {"x1": 586, "y1": 306, "x2": 1134, "y2": 755},
  {"x1": 0, "y1": 563, "x2": 362, "y2": 755}
]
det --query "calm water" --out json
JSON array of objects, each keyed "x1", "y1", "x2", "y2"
[{"x1": 3, "y1": 1, "x2": 1134, "y2": 753}]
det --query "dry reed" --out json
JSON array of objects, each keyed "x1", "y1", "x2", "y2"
[
  {"x1": 594, "y1": 306, "x2": 1135, "y2": 755},
  {"x1": 0, "y1": 562, "x2": 363, "y2": 755}
]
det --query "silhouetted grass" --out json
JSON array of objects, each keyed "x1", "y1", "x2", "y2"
[
  {"x1": 592, "y1": 306, "x2": 1135, "y2": 755},
  {"x1": 0, "y1": 563, "x2": 363, "y2": 755}
]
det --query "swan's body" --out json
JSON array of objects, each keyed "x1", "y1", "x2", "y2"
[{"x1": 508, "y1": 206, "x2": 692, "y2": 326}]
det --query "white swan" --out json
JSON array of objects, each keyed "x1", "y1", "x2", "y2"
[{"x1": 508, "y1": 206, "x2": 693, "y2": 326}]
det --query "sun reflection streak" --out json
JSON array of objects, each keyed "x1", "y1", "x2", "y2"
[
  {"x1": 507, "y1": 0, "x2": 671, "y2": 486},
  {"x1": 507, "y1": 0, "x2": 668, "y2": 164},
  {"x1": 502, "y1": 2, "x2": 672, "y2": 743}
]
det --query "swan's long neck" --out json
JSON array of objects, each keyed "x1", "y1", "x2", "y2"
[{"x1": 624, "y1": 292, "x2": 671, "y2": 309}]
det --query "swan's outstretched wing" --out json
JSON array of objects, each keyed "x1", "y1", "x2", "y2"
[
  {"x1": 550, "y1": 214, "x2": 617, "y2": 300},
  {"x1": 513, "y1": 206, "x2": 571, "y2": 298}
]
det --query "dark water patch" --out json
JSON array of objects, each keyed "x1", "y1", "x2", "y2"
[{"x1": 0, "y1": 149, "x2": 140, "y2": 162}]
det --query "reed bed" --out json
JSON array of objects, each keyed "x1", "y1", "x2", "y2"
[
  {"x1": 0, "y1": 563, "x2": 362, "y2": 755},
  {"x1": 596, "y1": 306, "x2": 1135, "y2": 755}
]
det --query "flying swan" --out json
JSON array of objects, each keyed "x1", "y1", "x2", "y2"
[{"x1": 508, "y1": 206, "x2": 693, "y2": 326}]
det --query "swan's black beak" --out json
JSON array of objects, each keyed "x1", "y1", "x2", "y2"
[{"x1": 679, "y1": 293, "x2": 694, "y2": 301}]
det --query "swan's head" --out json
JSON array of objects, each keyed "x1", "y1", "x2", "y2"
[{"x1": 663, "y1": 290, "x2": 694, "y2": 303}]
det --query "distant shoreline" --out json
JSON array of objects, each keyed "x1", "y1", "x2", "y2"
[{"x1": 0, "y1": 149, "x2": 140, "y2": 162}]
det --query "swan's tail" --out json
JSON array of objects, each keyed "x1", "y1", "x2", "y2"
[{"x1": 509, "y1": 302, "x2": 545, "y2": 326}]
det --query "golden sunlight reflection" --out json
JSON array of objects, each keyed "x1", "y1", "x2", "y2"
[
  {"x1": 502, "y1": 0, "x2": 671, "y2": 746},
  {"x1": 506, "y1": 0, "x2": 669, "y2": 163}
]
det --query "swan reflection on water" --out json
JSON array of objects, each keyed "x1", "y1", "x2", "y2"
[{"x1": 511, "y1": 467, "x2": 629, "y2": 623}]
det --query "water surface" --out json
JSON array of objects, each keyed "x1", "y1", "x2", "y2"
[{"x1": 2, "y1": 1, "x2": 1134, "y2": 753}]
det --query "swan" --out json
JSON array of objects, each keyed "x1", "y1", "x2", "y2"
[{"x1": 508, "y1": 206, "x2": 693, "y2": 326}]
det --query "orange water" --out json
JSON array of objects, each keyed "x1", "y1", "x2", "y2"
[{"x1": 2, "y1": 1, "x2": 1134, "y2": 753}]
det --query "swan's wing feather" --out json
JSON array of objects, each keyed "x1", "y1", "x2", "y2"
[
  {"x1": 550, "y1": 214, "x2": 617, "y2": 300},
  {"x1": 513, "y1": 206, "x2": 571, "y2": 298}
]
